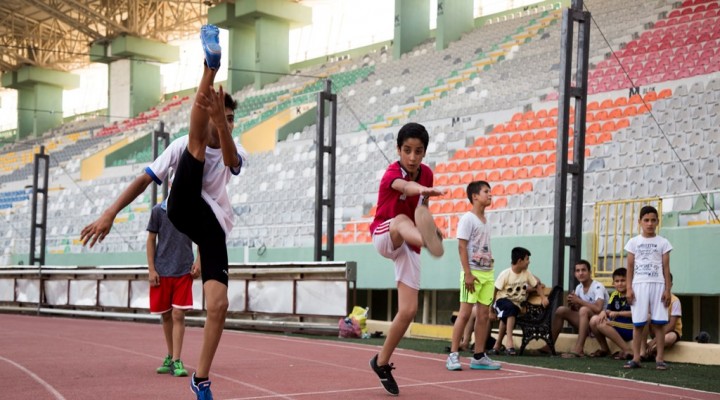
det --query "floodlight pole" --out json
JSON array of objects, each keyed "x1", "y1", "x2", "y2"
[
  {"x1": 314, "y1": 80, "x2": 337, "y2": 261},
  {"x1": 30, "y1": 145, "x2": 50, "y2": 314},
  {"x1": 552, "y1": 0, "x2": 590, "y2": 288}
]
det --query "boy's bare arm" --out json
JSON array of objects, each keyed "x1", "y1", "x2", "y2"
[
  {"x1": 458, "y1": 239, "x2": 476, "y2": 293},
  {"x1": 391, "y1": 180, "x2": 445, "y2": 198},
  {"x1": 146, "y1": 232, "x2": 159, "y2": 286},
  {"x1": 81, "y1": 173, "x2": 153, "y2": 247},
  {"x1": 662, "y1": 252, "x2": 671, "y2": 307},
  {"x1": 626, "y1": 253, "x2": 636, "y2": 304}
]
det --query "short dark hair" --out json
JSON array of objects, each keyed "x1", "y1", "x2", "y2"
[
  {"x1": 466, "y1": 180, "x2": 490, "y2": 203},
  {"x1": 575, "y1": 259, "x2": 591, "y2": 271},
  {"x1": 612, "y1": 267, "x2": 627, "y2": 278},
  {"x1": 397, "y1": 122, "x2": 429, "y2": 150},
  {"x1": 511, "y1": 247, "x2": 531, "y2": 264},
  {"x1": 639, "y1": 205, "x2": 658, "y2": 220},
  {"x1": 224, "y1": 92, "x2": 237, "y2": 111}
]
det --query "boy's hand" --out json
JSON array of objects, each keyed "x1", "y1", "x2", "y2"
[
  {"x1": 464, "y1": 273, "x2": 478, "y2": 293},
  {"x1": 149, "y1": 270, "x2": 160, "y2": 287},
  {"x1": 626, "y1": 287, "x2": 635, "y2": 305},
  {"x1": 541, "y1": 297, "x2": 549, "y2": 308},
  {"x1": 662, "y1": 290, "x2": 671, "y2": 307},
  {"x1": 196, "y1": 85, "x2": 229, "y2": 128},
  {"x1": 488, "y1": 308, "x2": 497, "y2": 321},
  {"x1": 80, "y1": 213, "x2": 114, "y2": 247},
  {"x1": 191, "y1": 262, "x2": 201, "y2": 279},
  {"x1": 421, "y1": 187, "x2": 446, "y2": 197}
]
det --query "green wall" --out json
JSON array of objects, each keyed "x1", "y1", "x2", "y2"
[
  {"x1": 436, "y1": 0, "x2": 474, "y2": 50},
  {"x1": 23, "y1": 225, "x2": 719, "y2": 295}
]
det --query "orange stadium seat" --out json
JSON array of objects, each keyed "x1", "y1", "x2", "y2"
[
  {"x1": 507, "y1": 156, "x2": 520, "y2": 167},
  {"x1": 482, "y1": 159, "x2": 495, "y2": 170},
  {"x1": 440, "y1": 201, "x2": 454, "y2": 214},
  {"x1": 530, "y1": 119, "x2": 543, "y2": 129},
  {"x1": 474, "y1": 136, "x2": 486, "y2": 146},
  {"x1": 499, "y1": 135, "x2": 510, "y2": 145},
  {"x1": 435, "y1": 175, "x2": 448, "y2": 186},
  {"x1": 516, "y1": 167, "x2": 529, "y2": 179},
  {"x1": 490, "y1": 197, "x2": 508, "y2": 209},
  {"x1": 436, "y1": 164, "x2": 447, "y2": 173},
  {"x1": 510, "y1": 133, "x2": 523, "y2": 143},
  {"x1": 503, "y1": 144, "x2": 515, "y2": 155},
  {"x1": 466, "y1": 148, "x2": 478, "y2": 158},
  {"x1": 502, "y1": 169, "x2": 515, "y2": 181},
  {"x1": 461, "y1": 173, "x2": 474, "y2": 184},
  {"x1": 536, "y1": 109, "x2": 548, "y2": 119},
  {"x1": 488, "y1": 170, "x2": 501, "y2": 181},
  {"x1": 449, "y1": 174, "x2": 461, "y2": 185},
  {"x1": 535, "y1": 153, "x2": 548, "y2": 165},
  {"x1": 521, "y1": 154, "x2": 534, "y2": 166},
  {"x1": 470, "y1": 160, "x2": 482, "y2": 170},
  {"x1": 452, "y1": 187, "x2": 465, "y2": 199},
  {"x1": 454, "y1": 149, "x2": 467, "y2": 159},
  {"x1": 506, "y1": 183, "x2": 519, "y2": 195},
  {"x1": 454, "y1": 201, "x2": 469, "y2": 213},
  {"x1": 486, "y1": 136, "x2": 499, "y2": 146},
  {"x1": 519, "y1": 181, "x2": 533, "y2": 193},
  {"x1": 615, "y1": 119, "x2": 630, "y2": 129},
  {"x1": 623, "y1": 106, "x2": 638, "y2": 117},
  {"x1": 495, "y1": 157, "x2": 508, "y2": 169},
  {"x1": 522, "y1": 132, "x2": 534, "y2": 142},
  {"x1": 458, "y1": 161, "x2": 470, "y2": 171},
  {"x1": 528, "y1": 141, "x2": 541, "y2": 152},
  {"x1": 491, "y1": 184, "x2": 505, "y2": 196},
  {"x1": 474, "y1": 171, "x2": 487, "y2": 181},
  {"x1": 529, "y1": 166, "x2": 543, "y2": 178},
  {"x1": 511, "y1": 112, "x2": 524, "y2": 122},
  {"x1": 447, "y1": 163, "x2": 458, "y2": 172},
  {"x1": 430, "y1": 203, "x2": 441, "y2": 214},
  {"x1": 515, "y1": 142, "x2": 528, "y2": 153}
]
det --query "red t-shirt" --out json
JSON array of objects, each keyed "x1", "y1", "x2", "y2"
[{"x1": 369, "y1": 161, "x2": 434, "y2": 253}]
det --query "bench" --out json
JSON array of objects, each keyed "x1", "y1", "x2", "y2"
[{"x1": 516, "y1": 285, "x2": 563, "y2": 355}]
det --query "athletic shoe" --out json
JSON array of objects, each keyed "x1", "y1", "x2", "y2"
[
  {"x1": 470, "y1": 355, "x2": 502, "y2": 370},
  {"x1": 200, "y1": 24, "x2": 221, "y2": 70},
  {"x1": 156, "y1": 355, "x2": 172, "y2": 374},
  {"x1": 190, "y1": 373, "x2": 213, "y2": 400},
  {"x1": 369, "y1": 354, "x2": 399, "y2": 396},
  {"x1": 172, "y1": 359, "x2": 188, "y2": 377},
  {"x1": 446, "y1": 352, "x2": 462, "y2": 371},
  {"x1": 415, "y1": 205, "x2": 444, "y2": 257}
]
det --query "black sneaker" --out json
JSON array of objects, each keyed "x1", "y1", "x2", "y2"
[{"x1": 369, "y1": 354, "x2": 399, "y2": 396}]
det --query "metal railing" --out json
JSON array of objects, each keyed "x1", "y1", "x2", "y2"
[{"x1": 0, "y1": 261, "x2": 356, "y2": 333}]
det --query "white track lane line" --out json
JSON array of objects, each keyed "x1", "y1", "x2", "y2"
[{"x1": 0, "y1": 355, "x2": 67, "y2": 400}]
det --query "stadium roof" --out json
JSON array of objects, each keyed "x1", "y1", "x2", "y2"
[{"x1": 0, "y1": 0, "x2": 216, "y2": 73}]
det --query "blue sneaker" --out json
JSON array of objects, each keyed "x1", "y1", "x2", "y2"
[
  {"x1": 190, "y1": 372, "x2": 213, "y2": 400},
  {"x1": 200, "y1": 24, "x2": 221, "y2": 70}
]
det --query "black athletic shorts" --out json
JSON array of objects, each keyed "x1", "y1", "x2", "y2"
[
  {"x1": 493, "y1": 298, "x2": 520, "y2": 322},
  {"x1": 167, "y1": 147, "x2": 229, "y2": 286}
]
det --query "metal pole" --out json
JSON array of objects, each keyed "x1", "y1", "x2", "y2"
[{"x1": 552, "y1": 0, "x2": 590, "y2": 288}]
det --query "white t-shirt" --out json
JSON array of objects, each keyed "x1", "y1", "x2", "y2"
[
  {"x1": 624, "y1": 234, "x2": 672, "y2": 284},
  {"x1": 145, "y1": 135, "x2": 248, "y2": 235},
  {"x1": 574, "y1": 280, "x2": 609, "y2": 309},
  {"x1": 494, "y1": 268, "x2": 539, "y2": 306},
  {"x1": 456, "y1": 212, "x2": 493, "y2": 271}
]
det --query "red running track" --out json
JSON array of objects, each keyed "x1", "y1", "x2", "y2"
[{"x1": 1, "y1": 314, "x2": 717, "y2": 400}]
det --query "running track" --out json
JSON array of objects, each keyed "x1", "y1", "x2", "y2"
[{"x1": 1, "y1": 314, "x2": 716, "y2": 400}]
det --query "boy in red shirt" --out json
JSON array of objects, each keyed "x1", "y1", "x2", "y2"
[{"x1": 368, "y1": 122, "x2": 445, "y2": 396}]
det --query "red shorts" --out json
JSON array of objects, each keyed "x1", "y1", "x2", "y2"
[{"x1": 149, "y1": 274, "x2": 194, "y2": 314}]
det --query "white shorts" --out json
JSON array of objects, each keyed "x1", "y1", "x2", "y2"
[
  {"x1": 631, "y1": 281, "x2": 668, "y2": 327},
  {"x1": 372, "y1": 220, "x2": 421, "y2": 290}
]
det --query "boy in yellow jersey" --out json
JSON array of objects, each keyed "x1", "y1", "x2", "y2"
[{"x1": 589, "y1": 268, "x2": 633, "y2": 359}]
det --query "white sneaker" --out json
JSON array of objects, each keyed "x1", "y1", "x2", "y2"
[
  {"x1": 446, "y1": 352, "x2": 462, "y2": 371},
  {"x1": 470, "y1": 355, "x2": 502, "y2": 370}
]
